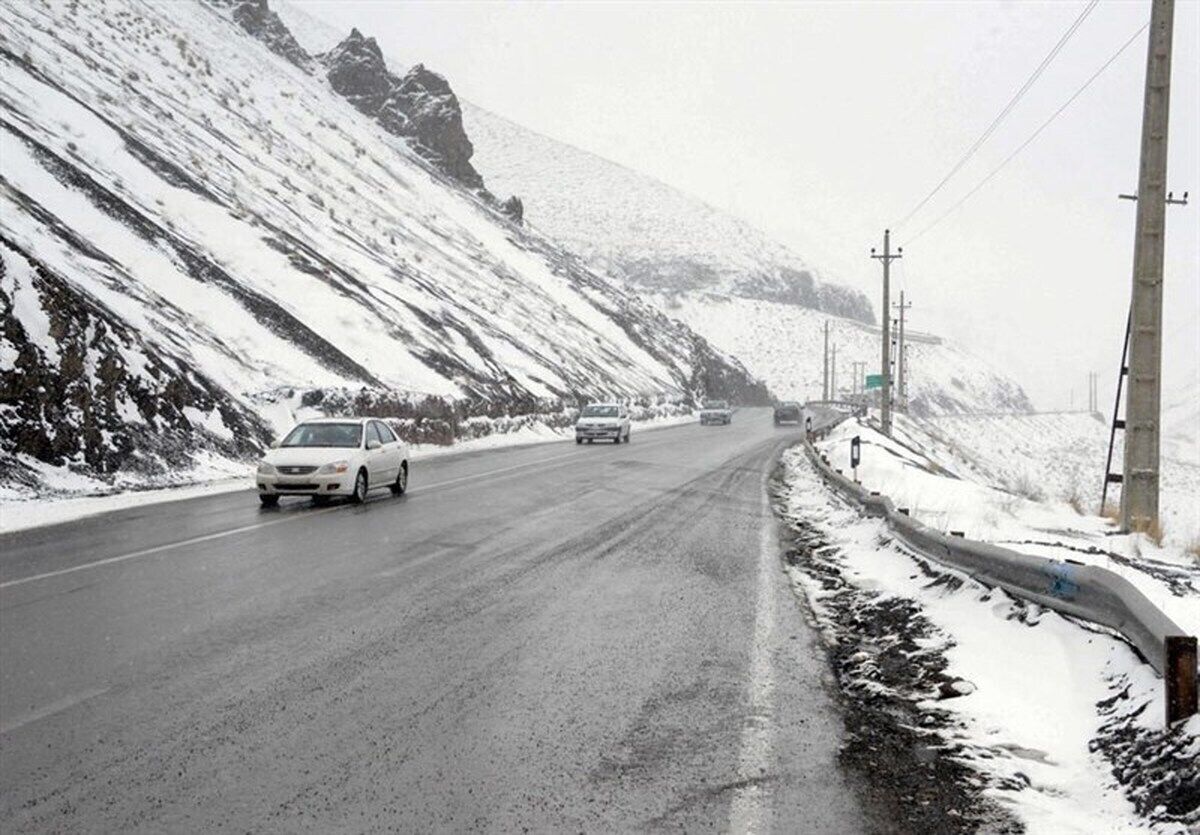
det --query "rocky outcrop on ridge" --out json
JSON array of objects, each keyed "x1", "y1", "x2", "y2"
[{"x1": 324, "y1": 30, "x2": 484, "y2": 190}]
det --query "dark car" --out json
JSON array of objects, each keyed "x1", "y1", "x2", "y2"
[
  {"x1": 699, "y1": 399, "x2": 733, "y2": 425},
  {"x1": 773, "y1": 401, "x2": 803, "y2": 425}
]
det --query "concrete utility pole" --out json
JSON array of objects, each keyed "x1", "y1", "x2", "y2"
[
  {"x1": 1121, "y1": 0, "x2": 1176, "y2": 533},
  {"x1": 831, "y1": 343, "x2": 838, "y2": 401},
  {"x1": 822, "y1": 320, "x2": 830, "y2": 401},
  {"x1": 893, "y1": 292, "x2": 912, "y2": 413},
  {"x1": 871, "y1": 230, "x2": 902, "y2": 436}
]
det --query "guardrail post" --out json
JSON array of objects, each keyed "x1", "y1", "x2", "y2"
[{"x1": 1166, "y1": 635, "x2": 1198, "y2": 724}]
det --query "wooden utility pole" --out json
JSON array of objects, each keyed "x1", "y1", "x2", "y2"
[
  {"x1": 871, "y1": 230, "x2": 901, "y2": 436},
  {"x1": 893, "y1": 292, "x2": 912, "y2": 413},
  {"x1": 1122, "y1": 0, "x2": 1176, "y2": 533}
]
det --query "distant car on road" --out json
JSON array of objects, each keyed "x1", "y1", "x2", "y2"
[
  {"x1": 699, "y1": 399, "x2": 733, "y2": 425},
  {"x1": 773, "y1": 401, "x2": 803, "y2": 425},
  {"x1": 575, "y1": 403, "x2": 631, "y2": 444},
  {"x1": 256, "y1": 417, "x2": 409, "y2": 507}
]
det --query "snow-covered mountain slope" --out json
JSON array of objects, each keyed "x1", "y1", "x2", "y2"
[
  {"x1": 659, "y1": 293, "x2": 1032, "y2": 416},
  {"x1": 271, "y1": 1, "x2": 1037, "y2": 419},
  {"x1": 272, "y1": 1, "x2": 872, "y2": 324},
  {"x1": 463, "y1": 105, "x2": 874, "y2": 322},
  {"x1": 0, "y1": 0, "x2": 765, "y2": 495}
]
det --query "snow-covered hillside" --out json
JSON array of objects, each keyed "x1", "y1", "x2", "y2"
[
  {"x1": 271, "y1": 0, "x2": 1042, "y2": 421},
  {"x1": 0, "y1": 0, "x2": 765, "y2": 496},
  {"x1": 463, "y1": 105, "x2": 874, "y2": 322},
  {"x1": 660, "y1": 293, "x2": 1032, "y2": 416},
  {"x1": 273, "y1": 1, "x2": 872, "y2": 324},
  {"x1": 922, "y1": 411, "x2": 1200, "y2": 547}
]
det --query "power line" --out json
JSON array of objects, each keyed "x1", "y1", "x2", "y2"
[
  {"x1": 907, "y1": 20, "x2": 1150, "y2": 246},
  {"x1": 893, "y1": 0, "x2": 1099, "y2": 231}
]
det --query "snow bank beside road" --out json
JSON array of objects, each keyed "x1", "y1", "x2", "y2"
[
  {"x1": 814, "y1": 414, "x2": 1199, "y2": 639},
  {"x1": 777, "y1": 446, "x2": 1198, "y2": 832}
]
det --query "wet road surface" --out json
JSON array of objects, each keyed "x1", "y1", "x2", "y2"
[{"x1": 1, "y1": 408, "x2": 866, "y2": 832}]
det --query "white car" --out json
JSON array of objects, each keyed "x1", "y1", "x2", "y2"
[
  {"x1": 256, "y1": 417, "x2": 409, "y2": 507},
  {"x1": 575, "y1": 403, "x2": 631, "y2": 444}
]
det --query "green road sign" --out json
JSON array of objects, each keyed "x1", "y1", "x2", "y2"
[{"x1": 865, "y1": 374, "x2": 883, "y2": 390}]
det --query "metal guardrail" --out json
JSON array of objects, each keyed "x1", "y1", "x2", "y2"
[{"x1": 801, "y1": 413, "x2": 1197, "y2": 726}]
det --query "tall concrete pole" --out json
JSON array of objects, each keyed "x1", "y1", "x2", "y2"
[
  {"x1": 871, "y1": 230, "x2": 901, "y2": 436},
  {"x1": 822, "y1": 320, "x2": 830, "y2": 401},
  {"x1": 893, "y1": 292, "x2": 911, "y2": 413},
  {"x1": 831, "y1": 343, "x2": 838, "y2": 401},
  {"x1": 1122, "y1": 0, "x2": 1176, "y2": 533}
]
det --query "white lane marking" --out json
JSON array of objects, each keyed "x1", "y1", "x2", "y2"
[
  {"x1": 0, "y1": 506, "x2": 345, "y2": 590},
  {"x1": 728, "y1": 466, "x2": 779, "y2": 834},
  {"x1": 0, "y1": 435, "x2": 682, "y2": 592},
  {"x1": 0, "y1": 686, "x2": 110, "y2": 735},
  {"x1": 372, "y1": 545, "x2": 460, "y2": 578}
]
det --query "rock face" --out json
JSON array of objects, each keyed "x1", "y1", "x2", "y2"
[
  {"x1": 1, "y1": 238, "x2": 268, "y2": 481},
  {"x1": 324, "y1": 27, "x2": 393, "y2": 114},
  {"x1": 389, "y1": 65, "x2": 481, "y2": 189},
  {"x1": 500, "y1": 195, "x2": 524, "y2": 224},
  {"x1": 213, "y1": 0, "x2": 311, "y2": 69},
  {"x1": 324, "y1": 31, "x2": 484, "y2": 190}
]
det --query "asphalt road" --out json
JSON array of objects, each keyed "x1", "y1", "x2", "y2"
[{"x1": 0, "y1": 408, "x2": 866, "y2": 833}]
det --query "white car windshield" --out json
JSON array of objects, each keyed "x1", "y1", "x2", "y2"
[
  {"x1": 581, "y1": 406, "x2": 618, "y2": 418},
  {"x1": 703, "y1": 401, "x2": 728, "y2": 409},
  {"x1": 280, "y1": 423, "x2": 362, "y2": 448}
]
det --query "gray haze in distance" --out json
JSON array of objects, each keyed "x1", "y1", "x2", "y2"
[{"x1": 296, "y1": 0, "x2": 1199, "y2": 411}]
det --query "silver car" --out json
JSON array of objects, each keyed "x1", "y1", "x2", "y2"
[{"x1": 699, "y1": 399, "x2": 733, "y2": 425}]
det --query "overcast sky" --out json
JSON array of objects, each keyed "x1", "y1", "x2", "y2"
[{"x1": 297, "y1": 0, "x2": 1199, "y2": 411}]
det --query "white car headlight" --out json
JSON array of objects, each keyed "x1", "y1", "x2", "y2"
[
  {"x1": 257, "y1": 461, "x2": 276, "y2": 475},
  {"x1": 317, "y1": 460, "x2": 350, "y2": 475}
]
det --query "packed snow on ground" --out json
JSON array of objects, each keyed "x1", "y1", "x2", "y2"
[
  {"x1": 779, "y1": 445, "x2": 1195, "y2": 833},
  {"x1": 922, "y1": 409, "x2": 1200, "y2": 549},
  {"x1": 812, "y1": 413, "x2": 1199, "y2": 637}
]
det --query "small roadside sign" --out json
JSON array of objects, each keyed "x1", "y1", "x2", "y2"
[
  {"x1": 850, "y1": 435, "x2": 861, "y2": 468},
  {"x1": 865, "y1": 374, "x2": 883, "y2": 390}
]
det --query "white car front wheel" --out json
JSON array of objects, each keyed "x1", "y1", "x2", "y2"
[
  {"x1": 391, "y1": 462, "x2": 408, "y2": 495},
  {"x1": 351, "y1": 469, "x2": 369, "y2": 504}
]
